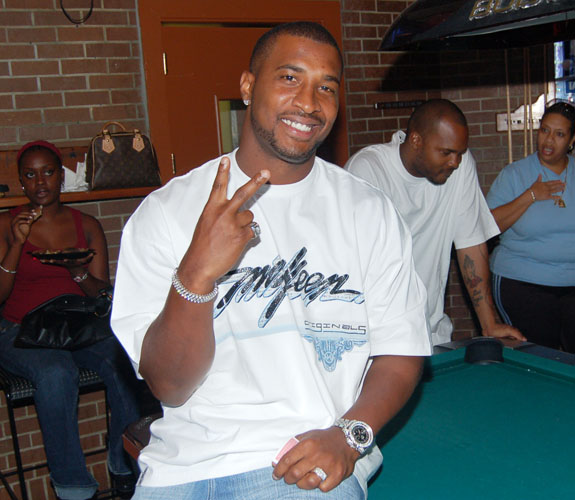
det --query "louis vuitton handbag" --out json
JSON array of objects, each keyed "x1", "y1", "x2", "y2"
[{"x1": 86, "y1": 121, "x2": 161, "y2": 190}]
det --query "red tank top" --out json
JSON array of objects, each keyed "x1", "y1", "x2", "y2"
[{"x1": 2, "y1": 207, "x2": 88, "y2": 324}]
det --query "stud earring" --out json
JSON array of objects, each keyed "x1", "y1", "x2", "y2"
[{"x1": 243, "y1": 99, "x2": 250, "y2": 106}]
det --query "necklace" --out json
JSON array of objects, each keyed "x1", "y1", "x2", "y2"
[
  {"x1": 555, "y1": 162, "x2": 568, "y2": 208},
  {"x1": 542, "y1": 159, "x2": 568, "y2": 208}
]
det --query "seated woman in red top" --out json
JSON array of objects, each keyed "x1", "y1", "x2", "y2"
[{"x1": 0, "y1": 141, "x2": 140, "y2": 500}]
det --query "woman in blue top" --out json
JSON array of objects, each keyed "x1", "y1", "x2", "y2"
[{"x1": 487, "y1": 102, "x2": 575, "y2": 352}]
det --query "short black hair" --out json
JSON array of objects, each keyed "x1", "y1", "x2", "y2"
[
  {"x1": 542, "y1": 101, "x2": 575, "y2": 137},
  {"x1": 249, "y1": 21, "x2": 343, "y2": 76},
  {"x1": 407, "y1": 99, "x2": 468, "y2": 138}
]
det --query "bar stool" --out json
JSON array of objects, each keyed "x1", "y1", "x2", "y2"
[
  {"x1": 0, "y1": 365, "x2": 110, "y2": 500},
  {"x1": 122, "y1": 413, "x2": 161, "y2": 461}
]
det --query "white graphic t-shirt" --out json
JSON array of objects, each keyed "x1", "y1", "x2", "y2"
[{"x1": 112, "y1": 149, "x2": 432, "y2": 494}]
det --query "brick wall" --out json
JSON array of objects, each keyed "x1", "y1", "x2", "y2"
[
  {"x1": 0, "y1": 391, "x2": 110, "y2": 500},
  {"x1": 69, "y1": 197, "x2": 144, "y2": 279},
  {"x1": 0, "y1": 0, "x2": 145, "y2": 146}
]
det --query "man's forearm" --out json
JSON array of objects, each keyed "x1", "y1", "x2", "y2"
[
  {"x1": 343, "y1": 355, "x2": 424, "y2": 433},
  {"x1": 456, "y1": 244, "x2": 526, "y2": 341},
  {"x1": 456, "y1": 243, "x2": 498, "y2": 331},
  {"x1": 271, "y1": 354, "x2": 424, "y2": 494},
  {"x1": 140, "y1": 287, "x2": 216, "y2": 407}
]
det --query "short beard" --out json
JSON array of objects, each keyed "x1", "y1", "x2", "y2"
[
  {"x1": 428, "y1": 175, "x2": 449, "y2": 186},
  {"x1": 413, "y1": 153, "x2": 449, "y2": 186},
  {"x1": 250, "y1": 113, "x2": 322, "y2": 165}
]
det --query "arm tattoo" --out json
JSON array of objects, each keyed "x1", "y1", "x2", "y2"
[{"x1": 462, "y1": 254, "x2": 483, "y2": 307}]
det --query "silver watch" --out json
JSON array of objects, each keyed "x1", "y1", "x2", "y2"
[{"x1": 334, "y1": 418, "x2": 374, "y2": 455}]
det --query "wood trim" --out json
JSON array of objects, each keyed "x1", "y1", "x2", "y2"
[{"x1": 0, "y1": 187, "x2": 156, "y2": 209}]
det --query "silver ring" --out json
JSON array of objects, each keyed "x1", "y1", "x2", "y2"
[
  {"x1": 312, "y1": 467, "x2": 327, "y2": 481},
  {"x1": 250, "y1": 221, "x2": 261, "y2": 239}
]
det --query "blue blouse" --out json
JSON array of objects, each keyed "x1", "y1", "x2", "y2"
[{"x1": 487, "y1": 152, "x2": 575, "y2": 286}]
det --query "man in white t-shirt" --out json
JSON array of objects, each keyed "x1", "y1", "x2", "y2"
[
  {"x1": 112, "y1": 22, "x2": 431, "y2": 500},
  {"x1": 345, "y1": 99, "x2": 524, "y2": 346}
]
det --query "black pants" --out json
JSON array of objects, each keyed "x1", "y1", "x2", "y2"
[{"x1": 492, "y1": 274, "x2": 575, "y2": 353}]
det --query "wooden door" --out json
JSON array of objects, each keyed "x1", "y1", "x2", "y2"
[
  {"x1": 138, "y1": 0, "x2": 347, "y2": 181},
  {"x1": 162, "y1": 25, "x2": 269, "y2": 175}
]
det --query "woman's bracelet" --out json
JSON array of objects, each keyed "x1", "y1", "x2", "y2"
[
  {"x1": 73, "y1": 271, "x2": 89, "y2": 283},
  {"x1": 172, "y1": 268, "x2": 218, "y2": 304},
  {"x1": 529, "y1": 190, "x2": 536, "y2": 202},
  {"x1": 0, "y1": 263, "x2": 17, "y2": 274}
]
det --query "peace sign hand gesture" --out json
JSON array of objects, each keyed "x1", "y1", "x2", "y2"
[{"x1": 177, "y1": 157, "x2": 270, "y2": 293}]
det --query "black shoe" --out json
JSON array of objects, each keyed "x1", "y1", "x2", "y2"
[{"x1": 110, "y1": 471, "x2": 137, "y2": 499}]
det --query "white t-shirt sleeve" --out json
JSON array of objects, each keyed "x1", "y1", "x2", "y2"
[
  {"x1": 111, "y1": 195, "x2": 178, "y2": 373},
  {"x1": 453, "y1": 152, "x2": 500, "y2": 249},
  {"x1": 361, "y1": 195, "x2": 432, "y2": 356},
  {"x1": 345, "y1": 148, "x2": 386, "y2": 189}
]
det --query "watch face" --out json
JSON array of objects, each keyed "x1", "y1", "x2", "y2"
[{"x1": 351, "y1": 423, "x2": 371, "y2": 445}]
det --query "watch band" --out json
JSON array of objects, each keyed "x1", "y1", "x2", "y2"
[{"x1": 334, "y1": 418, "x2": 374, "y2": 455}]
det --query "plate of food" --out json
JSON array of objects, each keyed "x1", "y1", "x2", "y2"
[{"x1": 30, "y1": 248, "x2": 95, "y2": 261}]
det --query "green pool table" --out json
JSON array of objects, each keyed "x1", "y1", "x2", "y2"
[{"x1": 368, "y1": 343, "x2": 575, "y2": 499}]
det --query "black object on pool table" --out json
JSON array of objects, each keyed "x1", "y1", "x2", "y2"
[{"x1": 463, "y1": 337, "x2": 503, "y2": 364}]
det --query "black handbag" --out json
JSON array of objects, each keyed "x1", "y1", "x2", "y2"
[
  {"x1": 86, "y1": 121, "x2": 161, "y2": 190},
  {"x1": 15, "y1": 287, "x2": 114, "y2": 350}
]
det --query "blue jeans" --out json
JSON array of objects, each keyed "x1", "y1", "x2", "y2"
[
  {"x1": 132, "y1": 466, "x2": 365, "y2": 500},
  {"x1": 0, "y1": 318, "x2": 141, "y2": 500}
]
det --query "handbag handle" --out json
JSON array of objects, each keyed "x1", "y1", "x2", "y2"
[
  {"x1": 101, "y1": 121, "x2": 127, "y2": 134},
  {"x1": 100, "y1": 122, "x2": 127, "y2": 154},
  {"x1": 97, "y1": 122, "x2": 148, "y2": 155}
]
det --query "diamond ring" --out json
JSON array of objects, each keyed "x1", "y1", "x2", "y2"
[
  {"x1": 250, "y1": 221, "x2": 261, "y2": 239},
  {"x1": 312, "y1": 467, "x2": 327, "y2": 481}
]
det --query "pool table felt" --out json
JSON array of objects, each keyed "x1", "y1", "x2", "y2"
[{"x1": 368, "y1": 348, "x2": 575, "y2": 499}]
